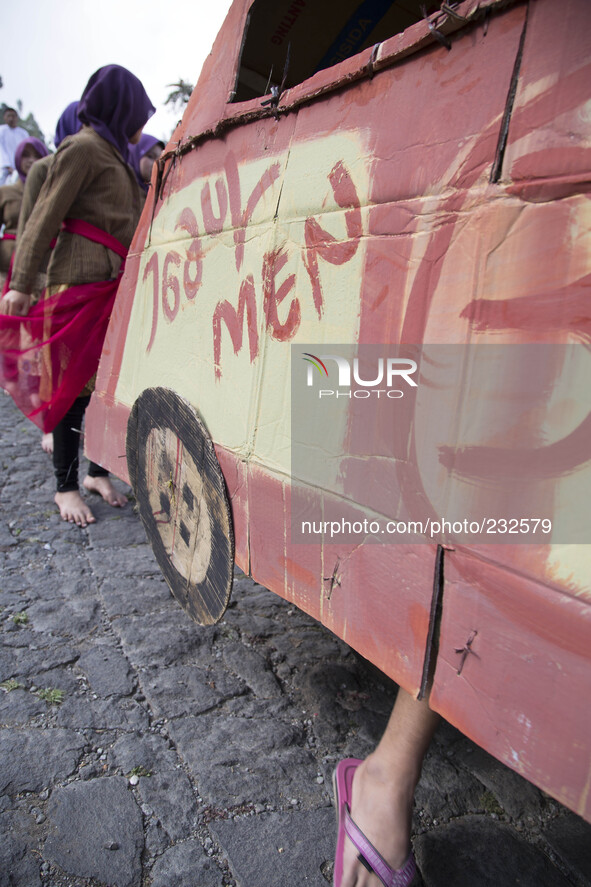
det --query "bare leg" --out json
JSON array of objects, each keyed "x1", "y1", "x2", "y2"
[
  {"x1": 41, "y1": 433, "x2": 53, "y2": 454},
  {"x1": 54, "y1": 490, "x2": 96, "y2": 527},
  {"x1": 340, "y1": 688, "x2": 440, "y2": 887},
  {"x1": 83, "y1": 474, "x2": 127, "y2": 507}
]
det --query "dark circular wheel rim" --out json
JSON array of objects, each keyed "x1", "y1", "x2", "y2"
[{"x1": 127, "y1": 387, "x2": 234, "y2": 625}]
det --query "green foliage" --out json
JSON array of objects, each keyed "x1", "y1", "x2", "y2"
[
  {"x1": 1, "y1": 679, "x2": 23, "y2": 692},
  {"x1": 479, "y1": 791, "x2": 504, "y2": 816},
  {"x1": 12, "y1": 611, "x2": 28, "y2": 625},
  {"x1": 36, "y1": 687, "x2": 64, "y2": 705},
  {"x1": 126, "y1": 765, "x2": 152, "y2": 778},
  {"x1": 164, "y1": 79, "x2": 194, "y2": 112},
  {"x1": 20, "y1": 112, "x2": 46, "y2": 142}
]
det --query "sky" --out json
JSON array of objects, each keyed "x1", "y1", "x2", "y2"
[{"x1": 2, "y1": 0, "x2": 234, "y2": 146}]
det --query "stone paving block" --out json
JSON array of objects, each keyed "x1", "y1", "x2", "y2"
[
  {"x1": 543, "y1": 812, "x2": 591, "y2": 882},
  {"x1": 26, "y1": 594, "x2": 101, "y2": 640},
  {"x1": 415, "y1": 748, "x2": 500, "y2": 824},
  {"x1": 98, "y1": 575, "x2": 174, "y2": 618},
  {"x1": 414, "y1": 816, "x2": 571, "y2": 887},
  {"x1": 1, "y1": 624, "x2": 36, "y2": 648},
  {"x1": 112, "y1": 610, "x2": 211, "y2": 668},
  {"x1": 39, "y1": 551, "x2": 92, "y2": 579},
  {"x1": 273, "y1": 627, "x2": 348, "y2": 675},
  {"x1": 0, "y1": 688, "x2": 46, "y2": 725},
  {"x1": 137, "y1": 771, "x2": 200, "y2": 842},
  {"x1": 231, "y1": 576, "x2": 282, "y2": 603},
  {"x1": 110, "y1": 731, "x2": 179, "y2": 774},
  {"x1": 451, "y1": 742, "x2": 544, "y2": 819},
  {"x1": 140, "y1": 663, "x2": 244, "y2": 718},
  {"x1": 108, "y1": 743, "x2": 203, "y2": 849},
  {"x1": 85, "y1": 543, "x2": 160, "y2": 579},
  {"x1": 1, "y1": 644, "x2": 79, "y2": 682},
  {"x1": 77, "y1": 643, "x2": 135, "y2": 697},
  {"x1": 10, "y1": 573, "x2": 78, "y2": 602},
  {"x1": 28, "y1": 665, "x2": 80, "y2": 698},
  {"x1": 55, "y1": 694, "x2": 149, "y2": 731},
  {"x1": 169, "y1": 713, "x2": 326, "y2": 809},
  {"x1": 0, "y1": 647, "x2": 19, "y2": 683},
  {"x1": 223, "y1": 604, "x2": 289, "y2": 645},
  {"x1": 86, "y1": 507, "x2": 147, "y2": 549},
  {"x1": 211, "y1": 808, "x2": 335, "y2": 886},
  {"x1": 0, "y1": 575, "x2": 29, "y2": 594},
  {"x1": 44, "y1": 777, "x2": 143, "y2": 887},
  {"x1": 223, "y1": 643, "x2": 282, "y2": 699},
  {"x1": 292, "y1": 662, "x2": 370, "y2": 746},
  {"x1": 145, "y1": 818, "x2": 171, "y2": 857},
  {"x1": 0, "y1": 810, "x2": 42, "y2": 887},
  {"x1": 149, "y1": 840, "x2": 224, "y2": 887},
  {"x1": 0, "y1": 728, "x2": 85, "y2": 795},
  {"x1": 0, "y1": 521, "x2": 18, "y2": 550}
]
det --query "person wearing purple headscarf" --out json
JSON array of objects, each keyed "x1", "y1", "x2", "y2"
[
  {"x1": 1, "y1": 65, "x2": 155, "y2": 528},
  {"x1": 16, "y1": 102, "x2": 83, "y2": 454},
  {"x1": 18, "y1": 101, "x2": 82, "y2": 247},
  {"x1": 128, "y1": 133, "x2": 164, "y2": 193},
  {"x1": 0, "y1": 137, "x2": 49, "y2": 275},
  {"x1": 54, "y1": 101, "x2": 82, "y2": 149},
  {"x1": 77, "y1": 65, "x2": 155, "y2": 162}
]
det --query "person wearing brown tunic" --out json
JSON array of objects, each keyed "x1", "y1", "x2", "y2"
[
  {"x1": 0, "y1": 137, "x2": 50, "y2": 291},
  {"x1": 0, "y1": 177, "x2": 23, "y2": 275},
  {"x1": 1, "y1": 65, "x2": 154, "y2": 528},
  {"x1": 11, "y1": 126, "x2": 143, "y2": 293}
]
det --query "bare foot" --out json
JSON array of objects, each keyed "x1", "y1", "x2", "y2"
[
  {"x1": 41, "y1": 433, "x2": 53, "y2": 454},
  {"x1": 54, "y1": 490, "x2": 96, "y2": 528},
  {"x1": 83, "y1": 475, "x2": 128, "y2": 508},
  {"x1": 340, "y1": 756, "x2": 416, "y2": 887}
]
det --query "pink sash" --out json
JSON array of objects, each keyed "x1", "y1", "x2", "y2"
[{"x1": 0, "y1": 219, "x2": 127, "y2": 432}]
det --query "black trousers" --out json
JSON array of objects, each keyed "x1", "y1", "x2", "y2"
[{"x1": 52, "y1": 395, "x2": 108, "y2": 493}]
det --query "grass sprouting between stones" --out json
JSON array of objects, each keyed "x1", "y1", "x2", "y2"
[{"x1": 36, "y1": 688, "x2": 65, "y2": 705}]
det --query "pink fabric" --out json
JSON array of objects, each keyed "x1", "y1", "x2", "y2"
[
  {"x1": 2, "y1": 236, "x2": 58, "y2": 297},
  {"x1": 0, "y1": 221, "x2": 126, "y2": 432},
  {"x1": 61, "y1": 218, "x2": 128, "y2": 257},
  {"x1": 0, "y1": 278, "x2": 120, "y2": 432}
]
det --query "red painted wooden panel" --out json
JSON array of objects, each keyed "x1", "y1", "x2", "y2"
[{"x1": 431, "y1": 548, "x2": 591, "y2": 820}]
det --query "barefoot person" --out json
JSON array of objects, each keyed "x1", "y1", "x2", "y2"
[
  {"x1": 0, "y1": 65, "x2": 154, "y2": 527},
  {"x1": 13, "y1": 103, "x2": 82, "y2": 456},
  {"x1": 334, "y1": 689, "x2": 439, "y2": 887}
]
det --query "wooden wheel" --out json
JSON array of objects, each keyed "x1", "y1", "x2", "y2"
[{"x1": 127, "y1": 388, "x2": 234, "y2": 625}]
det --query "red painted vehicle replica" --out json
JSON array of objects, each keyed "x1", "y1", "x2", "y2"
[{"x1": 86, "y1": 0, "x2": 591, "y2": 821}]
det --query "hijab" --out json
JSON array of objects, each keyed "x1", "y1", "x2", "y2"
[
  {"x1": 14, "y1": 137, "x2": 50, "y2": 182},
  {"x1": 128, "y1": 133, "x2": 164, "y2": 191},
  {"x1": 54, "y1": 101, "x2": 82, "y2": 148},
  {"x1": 77, "y1": 64, "x2": 155, "y2": 162}
]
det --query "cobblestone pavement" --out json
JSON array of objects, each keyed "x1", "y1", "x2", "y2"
[{"x1": 1, "y1": 394, "x2": 591, "y2": 887}]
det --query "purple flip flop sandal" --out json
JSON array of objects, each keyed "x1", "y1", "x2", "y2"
[{"x1": 332, "y1": 758, "x2": 423, "y2": 887}]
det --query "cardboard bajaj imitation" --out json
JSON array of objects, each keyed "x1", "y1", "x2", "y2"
[{"x1": 85, "y1": 0, "x2": 591, "y2": 820}]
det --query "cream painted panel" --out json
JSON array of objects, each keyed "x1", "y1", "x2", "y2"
[{"x1": 116, "y1": 132, "x2": 369, "y2": 481}]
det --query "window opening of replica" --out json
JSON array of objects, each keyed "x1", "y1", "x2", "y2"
[{"x1": 231, "y1": 0, "x2": 440, "y2": 103}]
